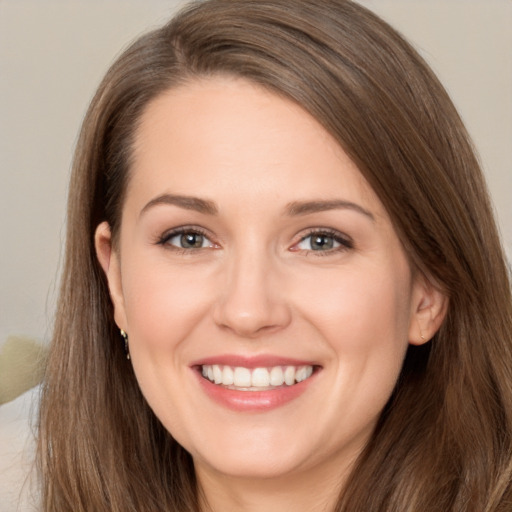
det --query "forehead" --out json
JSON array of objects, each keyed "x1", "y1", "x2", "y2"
[{"x1": 127, "y1": 76, "x2": 382, "y2": 216}]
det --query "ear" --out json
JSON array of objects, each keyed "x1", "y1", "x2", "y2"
[
  {"x1": 408, "y1": 273, "x2": 448, "y2": 346},
  {"x1": 94, "y1": 221, "x2": 128, "y2": 331}
]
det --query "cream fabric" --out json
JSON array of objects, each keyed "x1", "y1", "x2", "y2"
[{"x1": 0, "y1": 387, "x2": 39, "y2": 512}]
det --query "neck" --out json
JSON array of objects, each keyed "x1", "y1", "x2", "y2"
[{"x1": 196, "y1": 455, "x2": 355, "y2": 512}]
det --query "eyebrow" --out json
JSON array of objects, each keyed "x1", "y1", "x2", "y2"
[
  {"x1": 139, "y1": 194, "x2": 374, "y2": 221},
  {"x1": 140, "y1": 194, "x2": 218, "y2": 217},
  {"x1": 285, "y1": 199, "x2": 375, "y2": 220}
]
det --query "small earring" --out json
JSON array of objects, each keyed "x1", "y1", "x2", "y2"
[{"x1": 120, "y1": 329, "x2": 130, "y2": 360}]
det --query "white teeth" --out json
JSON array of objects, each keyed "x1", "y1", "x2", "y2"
[
  {"x1": 284, "y1": 366, "x2": 295, "y2": 386},
  {"x1": 233, "y1": 367, "x2": 252, "y2": 387},
  {"x1": 269, "y1": 366, "x2": 284, "y2": 386},
  {"x1": 251, "y1": 368, "x2": 270, "y2": 387},
  {"x1": 295, "y1": 366, "x2": 307, "y2": 383},
  {"x1": 222, "y1": 365, "x2": 234, "y2": 385},
  {"x1": 213, "y1": 365, "x2": 223, "y2": 384},
  {"x1": 296, "y1": 366, "x2": 313, "y2": 382},
  {"x1": 201, "y1": 364, "x2": 314, "y2": 389}
]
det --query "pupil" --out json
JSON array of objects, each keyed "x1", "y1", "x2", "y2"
[
  {"x1": 312, "y1": 235, "x2": 333, "y2": 250},
  {"x1": 181, "y1": 233, "x2": 203, "y2": 248}
]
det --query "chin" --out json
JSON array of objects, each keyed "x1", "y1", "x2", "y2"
[
  {"x1": 196, "y1": 450, "x2": 310, "y2": 480},
  {"x1": 185, "y1": 424, "x2": 330, "y2": 482}
]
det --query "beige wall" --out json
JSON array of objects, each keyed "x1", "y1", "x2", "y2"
[{"x1": 1, "y1": 0, "x2": 510, "y2": 348}]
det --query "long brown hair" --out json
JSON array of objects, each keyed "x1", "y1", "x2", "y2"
[{"x1": 38, "y1": 1, "x2": 512, "y2": 510}]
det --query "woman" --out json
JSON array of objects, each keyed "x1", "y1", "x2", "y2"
[{"x1": 37, "y1": 0, "x2": 512, "y2": 510}]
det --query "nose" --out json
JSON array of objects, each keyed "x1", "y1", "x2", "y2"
[{"x1": 212, "y1": 248, "x2": 292, "y2": 338}]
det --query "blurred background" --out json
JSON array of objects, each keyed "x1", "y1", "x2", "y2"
[{"x1": 1, "y1": 0, "x2": 511, "y2": 353}]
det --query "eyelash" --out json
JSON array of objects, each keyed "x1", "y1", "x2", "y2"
[
  {"x1": 156, "y1": 226, "x2": 215, "y2": 254},
  {"x1": 293, "y1": 228, "x2": 354, "y2": 256},
  {"x1": 156, "y1": 226, "x2": 354, "y2": 255}
]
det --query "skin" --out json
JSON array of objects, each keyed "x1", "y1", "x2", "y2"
[{"x1": 96, "y1": 77, "x2": 446, "y2": 512}]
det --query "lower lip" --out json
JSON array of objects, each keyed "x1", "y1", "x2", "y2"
[{"x1": 195, "y1": 370, "x2": 317, "y2": 412}]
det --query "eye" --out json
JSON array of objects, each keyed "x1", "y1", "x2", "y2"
[
  {"x1": 159, "y1": 228, "x2": 215, "y2": 250},
  {"x1": 293, "y1": 230, "x2": 353, "y2": 253}
]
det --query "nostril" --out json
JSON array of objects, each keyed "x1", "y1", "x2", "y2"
[{"x1": 213, "y1": 298, "x2": 292, "y2": 338}]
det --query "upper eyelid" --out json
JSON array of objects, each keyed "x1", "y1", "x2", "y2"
[
  {"x1": 158, "y1": 226, "x2": 214, "y2": 244},
  {"x1": 160, "y1": 225, "x2": 210, "y2": 237},
  {"x1": 155, "y1": 225, "x2": 353, "y2": 248},
  {"x1": 287, "y1": 229, "x2": 354, "y2": 256},
  {"x1": 297, "y1": 227, "x2": 352, "y2": 243}
]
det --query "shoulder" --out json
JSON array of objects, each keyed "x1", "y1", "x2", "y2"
[{"x1": 0, "y1": 386, "x2": 40, "y2": 512}]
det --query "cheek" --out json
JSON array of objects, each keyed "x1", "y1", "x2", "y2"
[
  {"x1": 118, "y1": 259, "x2": 213, "y2": 438},
  {"x1": 294, "y1": 258, "x2": 414, "y2": 387},
  {"x1": 302, "y1": 264, "x2": 411, "y2": 338},
  {"x1": 297, "y1": 263, "x2": 413, "y2": 422},
  {"x1": 120, "y1": 259, "x2": 214, "y2": 354}
]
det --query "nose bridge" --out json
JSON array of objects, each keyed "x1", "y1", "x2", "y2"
[{"x1": 213, "y1": 239, "x2": 291, "y2": 337}]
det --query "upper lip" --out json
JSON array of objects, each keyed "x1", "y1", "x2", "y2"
[{"x1": 191, "y1": 354, "x2": 320, "y2": 369}]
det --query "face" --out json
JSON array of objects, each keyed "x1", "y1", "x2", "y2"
[{"x1": 96, "y1": 77, "x2": 443, "y2": 487}]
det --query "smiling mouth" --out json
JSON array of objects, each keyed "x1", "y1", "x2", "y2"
[{"x1": 200, "y1": 364, "x2": 315, "y2": 391}]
